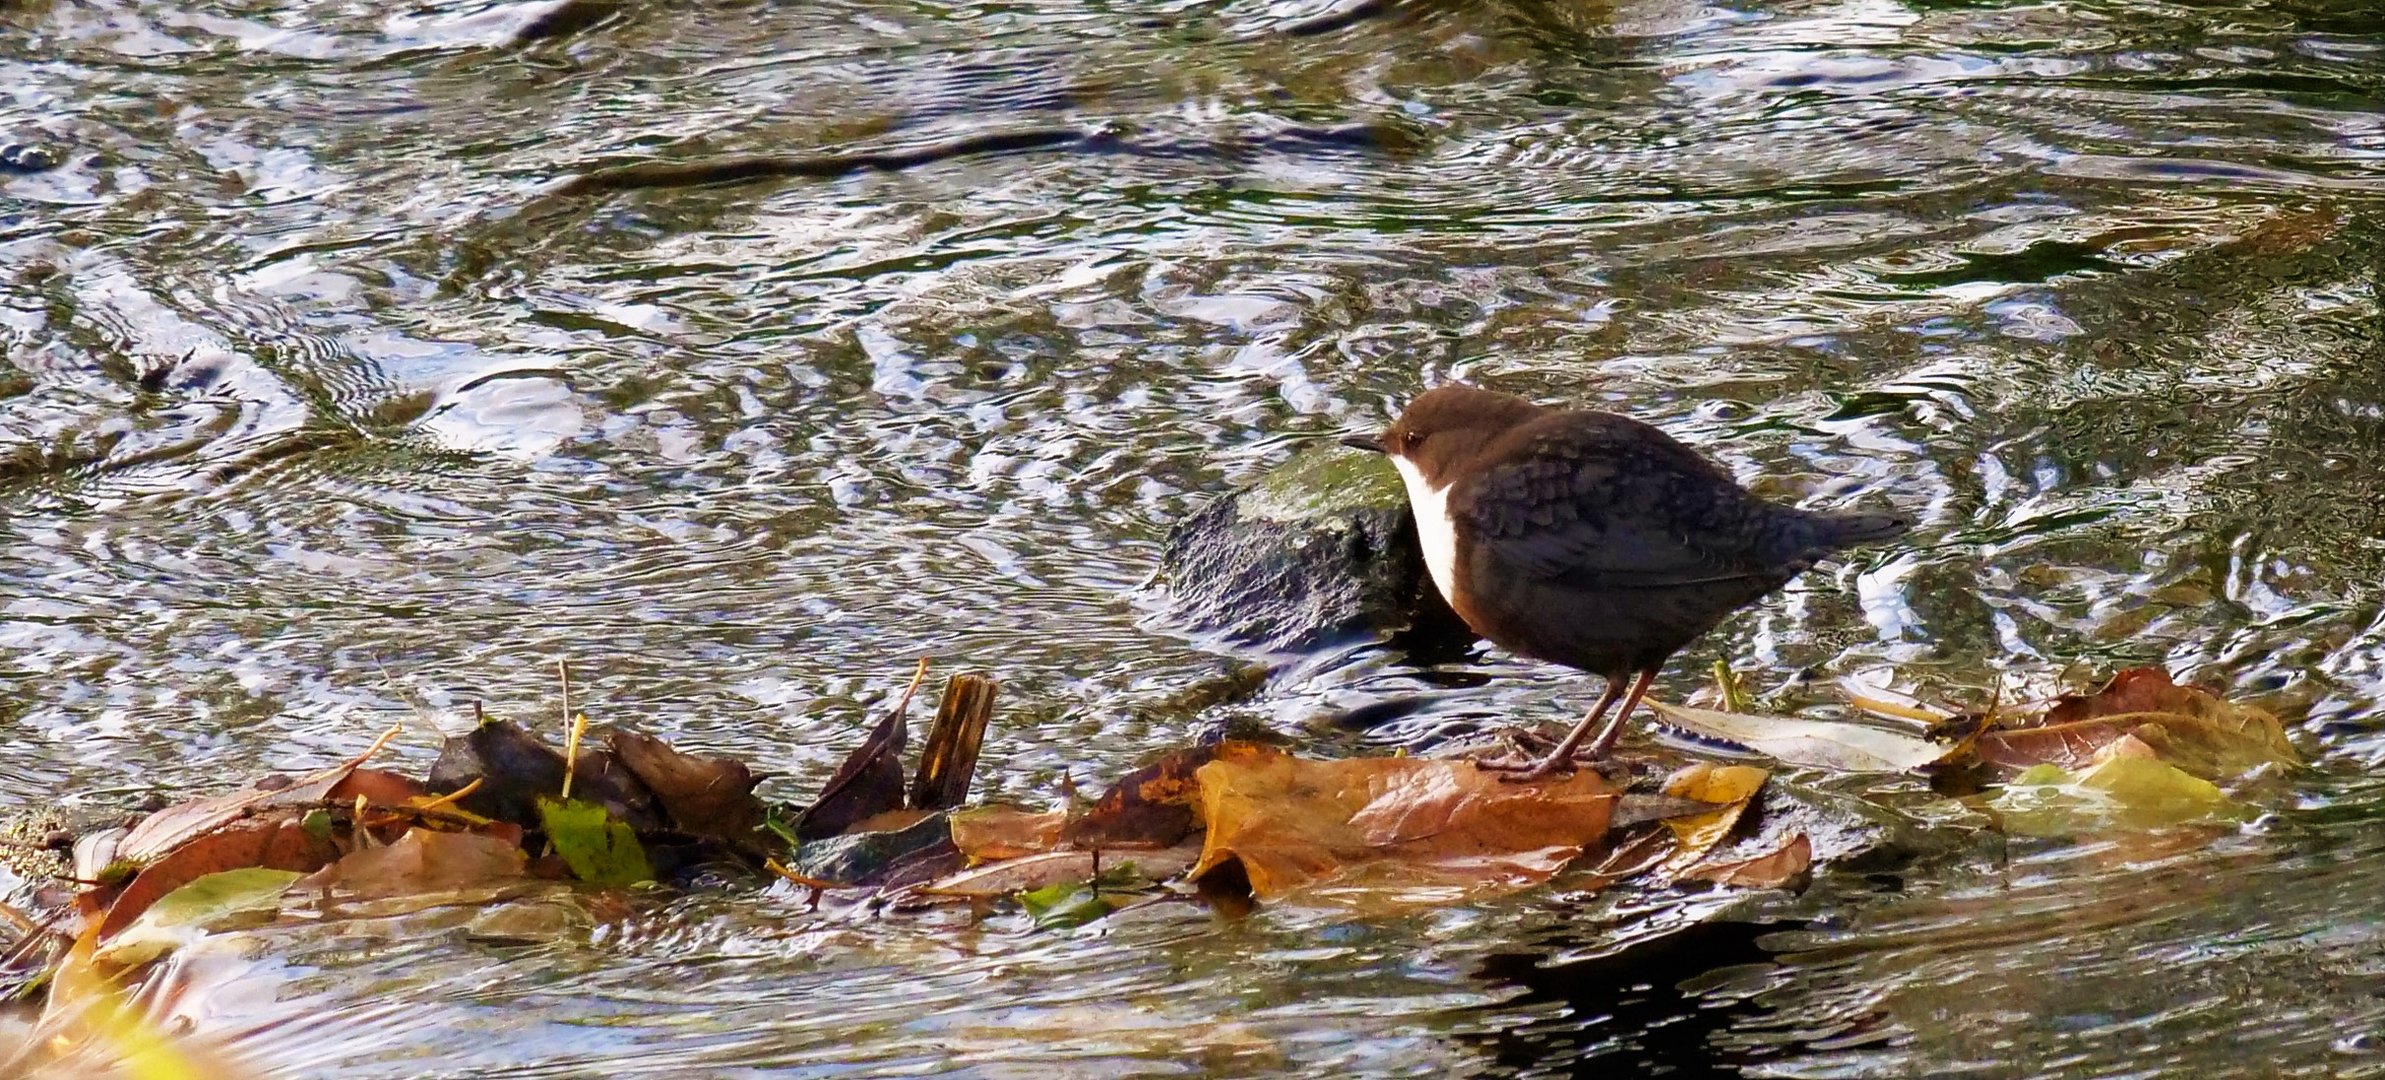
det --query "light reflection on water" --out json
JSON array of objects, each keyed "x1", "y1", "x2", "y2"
[{"x1": 2, "y1": 0, "x2": 2382, "y2": 1073}]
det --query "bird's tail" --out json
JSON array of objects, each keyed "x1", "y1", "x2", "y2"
[{"x1": 1816, "y1": 510, "x2": 1911, "y2": 547}]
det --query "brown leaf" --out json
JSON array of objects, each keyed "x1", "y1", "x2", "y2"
[
  {"x1": 98, "y1": 815, "x2": 339, "y2": 940},
  {"x1": 1654, "y1": 764, "x2": 1768, "y2": 881},
  {"x1": 426, "y1": 717, "x2": 661, "y2": 832},
  {"x1": 919, "y1": 844, "x2": 1202, "y2": 899},
  {"x1": 911, "y1": 674, "x2": 996, "y2": 811},
  {"x1": 116, "y1": 728, "x2": 398, "y2": 865},
  {"x1": 607, "y1": 729, "x2": 766, "y2": 850},
  {"x1": 1680, "y1": 832, "x2": 1812, "y2": 890},
  {"x1": 294, "y1": 828, "x2": 529, "y2": 902},
  {"x1": 1060, "y1": 742, "x2": 1229, "y2": 850},
  {"x1": 797, "y1": 666, "x2": 925, "y2": 841},
  {"x1": 1979, "y1": 667, "x2": 2299, "y2": 778},
  {"x1": 950, "y1": 806, "x2": 1068, "y2": 862},
  {"x1": 1189, "y1": 746, "x2": 1615, "y2": 903}
]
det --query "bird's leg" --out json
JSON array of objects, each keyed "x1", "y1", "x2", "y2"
[
  {"x1": 1580, "y1": 668, "x2": 1660, "y2": 761},
  {"x1": 1477, "y1": 678, "x2": 1625, "y2": 779}
]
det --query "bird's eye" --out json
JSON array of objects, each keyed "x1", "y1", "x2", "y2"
[{"x1": 1401, "y1": 430, "x2": 1426, "y2": 450}]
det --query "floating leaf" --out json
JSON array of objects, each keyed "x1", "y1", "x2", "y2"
[
  {"x1": 1991, "y1": 742, "x2": 2244, "y2": 835},
  {"x1": 608, "y1": 729, "x2": 768, "y2": 852},
  {"x1": 920, "y1": 846, "x2": 1201, "y2": 899},
  {"x1": 98, "y1": 816, "x2": 340, "y2": 940},
  {"x1": 536, "y1": 798, "x2": 653, "y2": 888},
  {"x1": 1060, "y1": 742, "x2": 1233, "y2": 850},
  {"x1": 797, "y1": 664, "x2": 925, "y2": 841},
  {"x1": 1654, "y1": 764, "x2": 1768, "y2": 880},
  {"x1": 1646, "y1": 700, "x2": 1956, "y2": 773},
  {"x1": 1015, "y1": 864, "x2": 1148, "y2": 930},
  {"x1": 94, "y1": 869, "x2": 302, "y2": 967},
  {"x1": 1980, "y1": 667, "x2": 2298, "y2": 779},
  {"x1": 1189, "y1": 745, "x2": 1615, "y2": 903},
  {"x1": 791, "y1": 811, "x2": 959, "y2": 888},
  {"x1": 1681, "y1": 832, "x2": 1812, "y2": 890},
  {"x1": 115, "y1": 726, "x2": 399, "y2": 865},
  {"x1": 428, "y1": 717, "x2": 661, "y2": 833},
  {"x1": 299, "y1": 828, "x2": 530, "y2": 901},
  {"x1": 949, "y1": 806, "x2": 1068, "y2": 862}
]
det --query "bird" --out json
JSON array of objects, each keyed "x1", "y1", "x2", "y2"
[{"x1": 1340, "y1": 384, "x2": 1909, "y2": 780}]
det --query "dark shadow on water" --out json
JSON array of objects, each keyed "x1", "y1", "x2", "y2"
[{"x1": 1467, "y1": 918, "x2": 1798, "y2": 1078}]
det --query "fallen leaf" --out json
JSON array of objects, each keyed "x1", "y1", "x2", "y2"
[
  {"x1": 98, "y1": 816, "x2": 340, "y2": 940},
  {"x1": 93, "y1": 869, "x2": 303, "y2": 967},
  {"x1": 949, "y1": 806, "x2": 1068, "y2": 862},
  {"x1": 115, "y1": 727, "x2": 398, "y2": 865},
  {"x1": 920, "y1": 845, "x2": 1202, "y2": 899},
  {"x1": 1654, "y1": 764, "x2": 1768, "y2": 880},
  {"x1": 791, "y1": 811, "x2": 959, "y2": 888},
  {"x1": 797, "y1": 668, "x2": 923, "y2": 841},
  {"x1": 1060, "y1": 742, "x2": 1231, "y2": 850},
  {"x1": 1189, "y1": 746, "x2": 1615, "y2": 903},
  {"x1": 1681, "y1": 832, "x2": 1812, "y2": 890},
  {"x1": 536, "y1": 798, "x2": 653, "y2": 888},
  {"x1": 1991, "y1": 744, "x2": 2244, "y2": 835},
  {"x1": 1980, "y1": 667, "x2": 2299, "y2": 779},
  {"x1": 298, "y1": 828, "x2": 529, "y2": 900},
  {"x1": 607, "y1": 729, "x2": 767, "y2": 851},
  {"x1": 1646, "y1": 700, "x2": 1956, "y2": 773},
  {"x1": 911, "y1": 674, "x2": 996, "y2": 811},
  {"x1": 1572, "y1": 826, "x2": 1675, "y2": 892},
  {"x1": 428, "y1": 717, "x2": 662, "y2": 832}
]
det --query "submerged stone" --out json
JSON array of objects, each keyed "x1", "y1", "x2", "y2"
[{"x1": 1154, "y1": 446, "x2": 1455, "y2": 651}]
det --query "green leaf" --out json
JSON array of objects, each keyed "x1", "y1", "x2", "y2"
[
  {"x1": 97, "y1": 867, "x2": 303, "y2": 966},
  {"x1": 536, "y1": 797, "x2": 654, "y2": 887},
  {"x1": 1018, "y1": 880, "x2": 1127, "y2": 930}
]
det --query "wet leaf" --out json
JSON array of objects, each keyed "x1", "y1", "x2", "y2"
[
  {"x1": 607, "y1": 729, "x2": 768, "y2": 851},
  {"x1": 535, "y1": 798, "x2": 653, "y2": 888},
  {"x1": 429, "y1": 717, "x2": 661, "y2": 832},
  {"x1": 1992, "y1": 744, "x2": 2244, "y2": 834},
  {"x1": 98, "y1": 816, "x2": 340, "y2": 940},
  {"x1": 1060, "y1": 742, "x2": 1229, "y2": 850},
  {"x1": 911, "y1": 674, "x2": 996, "y2": 811},
  {"x1": 1980, "y1": 667, "x2": 2298, "y2": 779},
  {"x1": 949, "y1": 805, "x2": 1068, "y2": 862},
  {"x1": 116, "y1": 728, "x2": 398, "y2": 865},
  {"x1": 298, "y1": 828, "x2": 529, "y2": 900},
  {"x1": 1189, "y1": 745, "x2": 1615, "y2": 903},
  {"x1": 792, "y1": 810, "x2": 959, "y2": 888},
  {"x1": 1646, "y1": 700, "x2": 1956, "y2": 773},
  {"x1": 94, "y1": 869, "x2": 302, "y2": 967},
  {"x1": 796, "y1": 668, "x2": 923, "y2": 841},
  {"x1": 1654, "y1": 764, "x2": 1768, "y2": 880},
  {"x1": 920, "y1": 845, "x2": 1201, "y2": 899},
  {"x1": 1681, "y1": 832, "x2": 1812, "y2": 890},
  {"x1": 1015, "y1": 864, "x2": 1149, "y2": 930}
]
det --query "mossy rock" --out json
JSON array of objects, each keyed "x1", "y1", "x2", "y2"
[{"x1": 1155, "y1": 446, "x2": 1455, "y2": 651}]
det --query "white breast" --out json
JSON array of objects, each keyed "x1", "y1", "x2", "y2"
[{"x1": 1390, "y1": 455, "x2": 1462, "y2": 605}]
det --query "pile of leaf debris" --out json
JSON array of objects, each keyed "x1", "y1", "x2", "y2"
[{"x1": 0, "y1": 662, "x2": 2301, "y2": 1073}]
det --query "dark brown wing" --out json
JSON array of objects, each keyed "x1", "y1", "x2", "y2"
[{"x1": 1451, "y1": 411, "x2": 1801, "y2": 590}]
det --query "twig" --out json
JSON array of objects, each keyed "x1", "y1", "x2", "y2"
[{"x1": 415, "y1": 777, "x2": 483, "y2": 813}]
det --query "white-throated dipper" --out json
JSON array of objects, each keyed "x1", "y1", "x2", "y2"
[{"x1": 1342, "y1": 384, "x2": 1909, "y2": 780}]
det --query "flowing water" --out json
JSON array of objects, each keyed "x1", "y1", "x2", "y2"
[{"x1": 3, "y1": 0, "x2": 2383, "y2": 1075}]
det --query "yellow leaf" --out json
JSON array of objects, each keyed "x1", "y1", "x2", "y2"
[
  {"x1": 1655, "y1": 764, "x2": 1768, "y2": 880},
  {"x1": 1189, "y1": 746, "x2": 1614, "y2": 904}
]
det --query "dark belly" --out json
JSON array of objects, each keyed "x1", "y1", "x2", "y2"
[{"x1": 1450, "y1": 560, "x2": 1792, "y2": 678}]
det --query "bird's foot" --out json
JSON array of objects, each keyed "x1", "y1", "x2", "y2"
[{"x1": 1471, "y1": 749, "x2": 1618, "y2": 784}]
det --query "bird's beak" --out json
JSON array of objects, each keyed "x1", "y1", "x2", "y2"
[{"x1": 1339, "y1": 432, "x2": 1385, "y2": 454}]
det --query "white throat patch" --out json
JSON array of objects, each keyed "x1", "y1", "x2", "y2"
[{"x1": 1389, "y1": 455, "x2": 1461, "y2": 606}]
